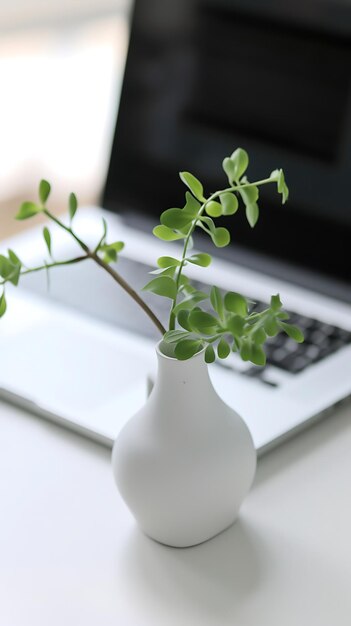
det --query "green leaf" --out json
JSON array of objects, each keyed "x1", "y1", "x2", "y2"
[
  {"x1": 8, "y1": 265, "x2": 21, "y2": 286},
  {"x1": 246, "y1": 203, "x2": 259, "y2": 228},
  {"x1": 181, "y1": 282, "x2": 196, "y2": 295},
  {"x1": 252, "y1": 327, "x2": 266, "y2": 345},
  {"x1": 230, "y1": 148, "x2": 249, "y2": 180},
  {"x1": 0, "y1": 255, "x2": 12, "y2": 278},
  {"x1": 103, "y1": 248, "x2": 117, "y2": 263},
  {"x1": 238, "y1": 183, "x2": 259, "y2": 228},
  {"x1": 183, "y1": 192, "x2": 201, "y2": 217},
  {"x1": 211, "y1": 227, "x2": 230, "y2": 248},
  {"x1": 178, "y1": 274, "x2": 190, "y2": 288},
  {"x1": 187, "y1": 253, "x2": 212, "y2": 267},
  {"x1": 280, "y1": 322, "x2": 304, "y2": 343},
  {"x1": 0, "y1": 255, "x2": 21, "y2": 286},
  {"x1": 39, "y1": 179, "x2": 51, "y2": 205},
  {"x1": 240, "y1": 340, "x2": 252, "y2": 361},
  {"x1": 157, "y1": 256, "x2": 180, "y2": 268},
  {"x1": 149, "y1": 266, "x2": 177, "y2": 277},
  {"x1": 222, "y1": 157, "x2": 236, "y2": 183},
  {"x1": 177, "y1": 225, "x2": 192, "y2": 237},
  {"x1": 227, "y1": 315, "x2": 246, "y2": 336},
  {"x1": 43, "y1": 227, "x2": 52, "y2": 256},
  {"x1": 251, "y1": 344, "x2": 266, "y2": 366},
  {"x1": 270, "y1": 294, "x2": 282, "y2": 311},
  {"x1": 100, "y1": 242, "x2": 124, "y2": 263},
  {"x1": 16, "y1": 201, "x2": 42, "y2": 220},
  {"x1": 264, "y1": 315, "x2": 279, "y2": 336},
  {"x1": 8, "y1": 249, "x2": 21, "y2": 266},
  {"x1": 173, "y1": 291, "x2": 208, "y2": 315},
  {"x1": 188, "y1": 310, "x2": 219, "y2": 335},
  {"x1": 277, "y1": 311, "x2": 290, "y2": 320},
  {"x1": 100, "y1": 241, "x2": 124, "y2": 253},
  {"x1": 199, "y1": 216, "x2": 216, "y2": 233},
  {"x1": 210, "y1": 286, "x2": 224, "y2": 319},
  {"x1": 153, "y1": 225, "x2": 185, "y2": 241},
  {"x1": 0, "y1": 292, "x2": 6, "y2": 317},
  {"x1": 219, "y1": 192, "x2": 238, "y2": 216},
  {"x1": 69, "y1": 193, "x2": 78, "y2": 221},
  {"x1": 271, "y1": 169, "x2": 289, "y2": 204},
  {"x1": 177, "y1": 309, "x2": 192, "y2": 331},
  {"x1": 179, "y1": 172, "x2": 205, "y2": 201},
  {"x1": 224, "y1": 292, "x2": 248, "y2": 316},
  {"x1": 101, "y1": 217, "x2": 108, "y2": 242},
  {"x1": 161, "y1": 208, "x2": 194, "y2": 229},
  {"x1": 217, "y1": 337, "x2": 230, "y2": 359},
  {"x1": 111, "y1": 241, "x2": 125, "y2": 252},
  {"x1": 174, "y1": 339, "x2": 203, "y2": 360},
  {"x1": 280, "y1": 181, "x2": 289, "y2": 205},
  {"x1": 205, "y1": 344, "x2": 216, "y2": 363},
  {"x1": 239, "y1": 184, "x2": 259, "y2": 205},
  {"x1": 143, "y1": 276, "x2": 177, "y2": 300},
  {"x1": 188, "y1": 237, "x2": 195, "y2": 252},
  {"x1": 281, "y1": 185, "x2": 289, "y2": 205},
  {"x1": 205, "y1": 201, "x2": 222, "y2": 218},
  {"x1": 163, "y1": 329, "x2": 190, "y2": 343}
]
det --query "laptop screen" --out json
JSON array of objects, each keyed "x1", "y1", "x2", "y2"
[{"x1": 103, "y1": 0, "x2": 351, "y2": 286}]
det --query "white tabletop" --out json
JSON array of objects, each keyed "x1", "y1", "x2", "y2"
[{"x1": 1, "y1": 400, "x2": 351, "y2": 626}]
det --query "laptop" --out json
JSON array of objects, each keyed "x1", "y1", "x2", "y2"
[{"x1": 0, "y1": 0, "x2": 350, "y2": 454}]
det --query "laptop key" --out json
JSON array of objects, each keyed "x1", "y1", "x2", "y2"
[{"x1": 332, "y1": 327, "x2": 351, "y2": 341}]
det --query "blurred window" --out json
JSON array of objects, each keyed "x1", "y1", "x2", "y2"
[{"x1": 0, "y1": 0, "x2": 131, "y2": 206}]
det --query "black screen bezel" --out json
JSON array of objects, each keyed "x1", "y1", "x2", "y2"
[{"x1": 103, "y1": 0, "x2": 351, "y2": 287}]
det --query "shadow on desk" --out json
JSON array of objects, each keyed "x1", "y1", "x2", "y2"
[
  {"x1": 118, "y1": 517, "x2": 267, "y2": 622},
  {"x1": 113, "y1": 403, "x2": 351, "y2": 623}
]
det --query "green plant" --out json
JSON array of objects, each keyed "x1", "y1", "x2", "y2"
[{"x1": 0, "y1": 148, "x2": 303, "y2": 364}]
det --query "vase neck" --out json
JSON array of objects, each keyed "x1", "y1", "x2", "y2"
[
  {"x1": 145, "y1": 346, "x2": 221, "y2": 431},
  {"x1": 154, "y1": 346, "x2": 212, "y2": 394}
]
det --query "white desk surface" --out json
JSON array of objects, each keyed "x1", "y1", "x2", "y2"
[{"x1": 1, "y1": 400, "x2": 351, "y2": 626}]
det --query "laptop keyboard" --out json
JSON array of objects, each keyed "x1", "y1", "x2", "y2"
[{"x1": 249, "y1": 300, "x2": 351, "y2": 374}]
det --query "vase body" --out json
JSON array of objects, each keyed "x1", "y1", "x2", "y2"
[{"x1": 112, "y1": 344, "x2": 256, "y2": 547}]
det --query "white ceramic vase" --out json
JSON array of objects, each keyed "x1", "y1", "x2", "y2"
[{"x1": 112, "y1": 343, "x2": 256, "y2": 548}]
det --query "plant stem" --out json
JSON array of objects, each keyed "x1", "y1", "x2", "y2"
[
  {"x1": 43, "y1": 209, "x2": 89, "y2": 252},
  {"x1": 6, "y1": 206, "x2": 166, "y2": 335},
  {"x1": 17, "y1": 251, "x2": 166, "y2": 335},
  {"x1": 88, "y1": 251, "x2": 166, "y2": 335},
  {"x1": 168, "y1": 176, "x2": 275, "y2": 330},
  {"x1": 43, "y1": 209, "x2": 166, "y2": 335},
  {"x1": 21, "y1": 255, "x2": 88, "y2": 276},
  {"x1": 0, "y1": 256, "x2": 88, "y2": 286}
]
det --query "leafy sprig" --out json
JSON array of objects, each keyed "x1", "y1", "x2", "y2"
[
  {"x1": 0, "y1": 181, "x2": 166, "y2": 334},
  {"x1": 143, "y1": 147, "x2": 301, "y2": 362},
  {"x1": 163, "y1": 291, "x2": 303, "y2": 363},
  {"x1": 0, "y1": 148, "x2": 302, "y2": 367}
]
